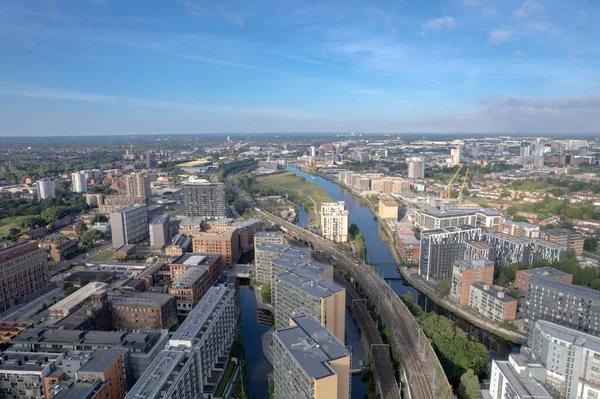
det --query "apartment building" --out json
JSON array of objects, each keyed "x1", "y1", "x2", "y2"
[
  {"x1": 529, "y1": 320, "x2": 600, "y2": 399},
  {"x1": 539, "y1": 228, "x2": 584, "y2": 256},
  {"x1": 234, "y1": 219, "x2": 264, "y2": 253},
  {"x1": 483, "y1": 232, "x2": 532, "y2": 269},
  {"x1": 321, "y1": 201, "x2": 349, "y2": 242},
  {"x1": 0, "y1": 241, "x2": 50, "y2": 314},
  {"x1": 407, "y1": 157, "x2": 425, "y2": 179},
  {"x1": 489, "y1": 354, "x2": 551, "y2": 399},
  {"x1": 64, "y1": 348, "x2": 130, "y2": 398},
  {"x1": 254, "y1": 231, "x2": 285, "y2": 247},
  {"x1": 379, "y1": 198, "x2": 399, "y2": 220},
  {"x1": 108, "y1": 291, "x2": 178, "y2": 331},
  {"x1": 168, "y1": 253, "x2": 222, "y2": 280},
  {"x1": 419, "y1": 226, "x2": 482, "y2": 281},
  {"x1": 450, "y1": 258, "x2": 494, "y2": 305},
  {"x1": 36, "y1": 178, "x2": 55, "y2": 199},
  {"x1": 272, "y1": 315, "x2": 350, "y2": 399},
  {"x1": 499, "y1": 219, "x2": 540, "y2": 238},
  {"x1": 528, "y1": 238, "x2": 567, "y2": 264},
  {"x1": 181, "y1": 180, "x2": 227, "y2": 219},
  {"x1": 462, "y1": 241, "x2": 492, "y2": 260},
  {"x1": 71, "y1": 172, "x2": 88, "y2": 193},
  {"x1": 149, "y1": 215, "x2": 170, "y2": 248},
  {"x1": 125, "y1": 172, "x2": 151, "y2": 205},
  {"x1": 165, "y1": 234, "x2": 191, "y2": 257},
  {"x1": 189, "y1": 226, "x2": 240, "y2": 267},
  {"x1": 274, "y1": 267, "x2": 345, "y2": 341},
  {"x1": 469, "y1": 282, "x2": 517, "y2": 322},
  {"x1": 109, "y1": 204, "x2": 149, "y2": 248},
  {"x1": 0, "y1": 352, "x2": 64, "y2": 399},
  {"x1": 396, "y1": 234, "x2": 420, "y2": 265},
  {"x1": 10, "y1": 329, "x2": 168, "y2": 381},
  {"x1": 255, "y1": 243, "x2": 308, "y2": 285},
  {"x1": 523, "y1": 278, "x2": 600, "y2": 336},
  {"x1": 415, "y1": 207, "x2": 500, "y2": 230},
  {"x1": 514, "y1": 267, "x2": 572, "y2": 291}
]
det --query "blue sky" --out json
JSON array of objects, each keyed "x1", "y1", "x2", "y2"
[{"x1": 0, "y1": 0, "x2": 599, "y2": 135}]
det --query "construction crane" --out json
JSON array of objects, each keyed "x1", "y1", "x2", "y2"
[
  {"x1": 446, "y1": 164, "x2": 463, "y2": 199},
  {"x1": 458, "y1": 167, "x2": 470, "y2": 204}
]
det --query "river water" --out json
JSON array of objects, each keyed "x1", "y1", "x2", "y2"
[{"x1": 287, "y1": 166, "x2": 519, "y2": 359}]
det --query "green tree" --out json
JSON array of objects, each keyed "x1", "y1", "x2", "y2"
[
  {"x1": 81, "y1": 229, "x2": 105, "y2": 247},
  {"x1": 91, "y1": 214, "x2": 108, "y2": 223},
  {"x1": 438, "y1": 280, "x2": 450, "y2": 298},
  {"x1": 459, "y1": 369, "x2": 483, "y2": 399},
  {"x1": 511, "y1": 215, "x2": 529, "y2": 223},
  {"x1": 348, "y1": 223, "x2": 360, "y2": 240},
  {"x1": 20, "y1": 215, "x2": 47, "y2": 229},
  {"x1": 75, "y1": 222, "x2": 88, "y2": 236},
  {"x1": 261, "y1": 283, "x2": 272, "y2": 304},
  {"x1": 584, "y1": 237, "x2": 598, "y2": 252},
  {"x1": 506, "y1": 206, "x2": 519, "y2": 216}
]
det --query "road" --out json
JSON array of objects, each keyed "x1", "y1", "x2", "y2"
[
  {"x1": 50, "y1": 242, "x2": 113, "y2": 277},
  {"x1": 334, "y1": 272, "x2": 401, "y2": 399},
  {"x1": 250, "y1": 205, "x2": 453, "y2": 399}
]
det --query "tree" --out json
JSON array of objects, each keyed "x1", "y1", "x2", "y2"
[
  {"x1": 348, "y1": 223, "x2": 360, "y2": 240},
  {"x1": 75, "y1": 222, "x2": 88, "y2": 236},
  {"x1": 438, "y1": 280, "x2": 450, "y2": 298},
  {"x1": 584, "y1": 237, "x2": 598, "y2": 252},
  {"x1": 261, "y1": 283, "x2": 271, "y2": 304},
  {"x1": 511, "y1": 215, "x2": 529, "y2": 223},
  {"x1": 52, "y1": 235, "x2": 70, "y2": 245},
  {"x1": 20, "y1": 215, "x2": 47, "y2": 229},
  {"x1": 506, "y1": 206, "x2": 519, "y2": 216},
  {"x1": 81, "y1": 229, "x2": 105, "y2": 247},
  {"x1": 91, "y1": 214, "x2": 108, "y2": 224},
  {"x1": 459, "y1": 369, "x2": 483, "y2": 399}
]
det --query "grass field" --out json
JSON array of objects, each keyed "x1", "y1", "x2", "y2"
[
  {"x1": 255, "y1": 172, "x2": 332, "y2": 228},
  {"x1": 175, "y1": 158, "x2": 210, "y2": 167},
  {"x1": 89, "y1": 251, "x2": 113, "y2": 262},
  {"x1": 0, "y1": 216, "x2": 27, "y2": 236}
]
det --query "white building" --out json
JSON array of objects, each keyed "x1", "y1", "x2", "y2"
[
  {"x1": 449, "y1": 145, "x2": 461, "y2": 166},
  {"x1": 310, "y1": 146, "x2": 317, "y2": 157},
  {"x1": 321, "y1": 201, "x2": 349, "y2": 242},
  {"x1": 489, "y1": 354, "x2": 551, "y2": 399},
  {"x1": 407, "y1": 157, "x2": 425, "y2": 179},
  {"x1": 71, "y1": 172, "x2": 88, "y2": 193},
  {"x1": 36, "y1": 178, "x2": 55, "y2": 199}
]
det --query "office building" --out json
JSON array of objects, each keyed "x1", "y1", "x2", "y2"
[
  {"x1": 499, "y1": 219, "x2": 540, "y2": 238},
  {"x1": 407, "y1": 156, "x2": 425, "y2": 179},
  {"x1": 71, "y1": 172, "x2": 88, "y2": 193},
  {"x1": 514, "y1": 267, "x2": 572, "y2": 291},
  {"x1": 529, "y1": 320, "x2": 600, "y2": 399},
  {"x1": 0, "y1": 241, "x2": 49, "y2": 314},
  {"x1": 149, "y1": 215, "x2": 170, "y2": 248},
  {"x1": 450, "y1": 258, "x2": 494, "y2": 305},
  {"x1": 419, "y1": 226, "x2": 482, "y2": 281},
  {"x1": 523, "y1": 278, "x2": 600, "y2": 336},
  {"x1": 36, "y1": 178, "x2": 55, "y2": 199},
  {"x1": 469, "y1": 283, "x2": 517, "y2": 322},
  {"x1": 378, "y1": 198, "x2": 399, "y2": 220},
  {"x1": 49, "y1": 282, "x2": 108, "y2": 320},
  {"x1": 415, "y1": 207, "x2": 500, "y2": 230},
  {"x1": 489, "y1": 354, "x2": 551, "y2": 399},
  {"x1": 539, "y1": 228, "x2": 584, "y2": 256},
  {"x1": 255, "y1": 243, "x2": 308, "y2": 285},
  {"x1": 321, "y1": 201, "x2": 349, "y2": 242},
  {"x1": 274, "y1": 267, "x2": 345, "y2": 341},
  {"x1": 254, "y1": 231, "x2": 285, "y2": 247},
  {"x1": 109, "y1": 204, "x2": 149, "y2": 248},
  {"x1": 181, "y1": 180, "x2": 227, "y2": 219},
  {"x1": 108, "y1": 291, "x2": 178, "y2": 331},
  {"x1": 272, "y1": 315, "x2": 350, "y2": 399},
  {"x1": 189, "y1": 226, "x2": 240, "y2": 267},
  {"x1": 125, "y1": 172, "x2": 151, "y2": 205},
  {"x1": 10, "y1": 329, "x2": 168, "y2": 381},
  {"x1": 0, "y1": 352, "x2": 64, "y2": 399},
  {"x1": 168, "y1": 284, "x2": 238, "y2": 395},
  {"x1": 483, "y1": 232, "x2": 532, "y2": 269}
]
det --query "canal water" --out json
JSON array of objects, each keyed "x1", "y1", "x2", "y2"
[
  {"x1": 295, "y1": 202, "x2": 309, "y2": 228},
  {"x1": 287, "y1": 166, "x2": 519, "y2": 359}
]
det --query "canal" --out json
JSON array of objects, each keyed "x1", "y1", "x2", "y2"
[{"x1": 287, "y1": 166, "x2": 519, "y2": 359}]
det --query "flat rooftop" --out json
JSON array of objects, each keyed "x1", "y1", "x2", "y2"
[
  {"x1": 255, "y1": 231, "x2": 283, "y2": 238},
  {"x1": 275, "y1": 316, "x2": 349, "y2": 380},
  {"x1": 114, "y1": 204, "x2": 146, "y2": 214},
  {"x1": 272, "y1": 256, "x2": 331, "y2": 275},
  {"x1": 171, "y1": 253, "x2": 219, "y2": 266},
  {"x1": 124, "y1": 350, "x2": 186, "y2": 399},
  {"x1": 77, "y1": 348, "x2": 129, "y2": 374},
  {"x1": 149, "y1": 215, "x2": 168, "y2": 225},
  {"x1": 277, "y1": 267, "x2": 343, "y2": 299},
  {"x1": 484, "y1": 231, "x2": 531, "y2": 245},
  {"x1": 48, "y1": 282, "x2": 108, "y2": 313},
  {"x1": 528, "y1": 277, "x2": 600, "y2": 301},
  {"x1": 0, "y1": 351, "x2": 62, "y2": 372},
  {"x1": 171, "y1": 267, "x2": 207, "y2": 288},
  {"x1": 471, "y1": 282, "x2": 516, "y2": 303},
  {"x1": 535, "y1": 320, "x2": 600, "y2": 354},
  {"x1": 530, "y1": 238, "x2": 567, "y2": 250},
  {"x1": 256, "y1": 243, "x2": 308, "y2": 257},
  {"x1": 454, "y1": 258, "x2": 494, "y2": 270},
  {"x1": 421, "y1": 225, "x2": 479, "y2": 236},
  {"x1": 541, "y1": 228, "x2": 572, "y2": 236},
  {"x1": 523, "y1": 267, "x2": 571, "y2": 278},
  {"x1": 495, "y1": 357, "x2": 550, "y2": 398},
  {"x1": 465, "y1": 241, "x2": 492, "y2": 250},
  {"x1": 108, "y1": 290, "x2": 174, "y2": 308}
]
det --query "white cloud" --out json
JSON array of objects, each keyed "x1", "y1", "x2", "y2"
[
  {"x1": 183, "y1": 1, "x2": 245, "y2": 27},
  {"x1": 422, "y1": 17, "x2": 457, "y2": 31},
  {"x1": 489, "y1": 29, "x2": 512, "y2": 45},
  {"x1": 513, "y1": 51, "x2": 527, "y2": 57},
  {"x1": 460, "y1": 0, "x2": 480, "y2": 7},
  {"x1": 514, "y1": 1, "x2": 544, "y2": 19}
]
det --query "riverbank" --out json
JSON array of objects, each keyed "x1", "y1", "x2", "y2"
[{"x1": 310, "y1": 168, "x2": 525, "y2": 345}]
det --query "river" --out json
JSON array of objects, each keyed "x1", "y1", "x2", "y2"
[{"x1": 287, "y1": 166, "x2": 519, "y2": 359}]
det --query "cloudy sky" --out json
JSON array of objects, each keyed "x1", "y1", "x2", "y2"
[{"x1": 0, "y1": 0, "x2": 599, "y2": 135}]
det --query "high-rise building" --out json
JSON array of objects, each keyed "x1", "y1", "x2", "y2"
[
  {"x1": 483, "y1": 232, "x2": 532, "y2": 269},
  {"x1": 529, "y1": 320, "x2": 600, "y2": 399},
  {"x1": 321, "y1": 201, "x2": 349, "y2": 242},
  {"x1": 181, "y1": 180, "x2": 227, "y2": 219},
  {"x1": 109, "y1": 204, "x2": 149, "y2": 247},
  {"x1": 71, "y1": 172, "x2": 88, "y2": 193},
  {"x1": 415, "y1": 207, "x2": 500, "y2": 230},
  {"x1": 255, "y1": 243, "x2": 308, "y2": 285},
  {"x1": 419, "y1": 226, "x2": 481, "y2": 281},
  {"x1": 0, "y1": 241, "x2": 49, "y2": 314},
  {"x1": 274, "y1": 267, "x2": 345, "y2": 341},
  {"x1": 407, "y1": 156, "x2": 425, "y2": 179},
  {"x1": 272, "y1": 315, "x2": 350, "y2": 399},
  {"x1": 489, "y1": 354, "x2": 551, "y2": 399},
  {"x1": 36, "y1": 178, "x2": 55, "y2": 199},
  {"x1": 125, "y1": 172, "x2": 151, "y2": 205},
  {"x1": 149, "y1": 215, "x2": 170, "y2": 248},
  {"x1": 310, "y1": 146, "x2": 317, "y2": 157},
  {"x1": 520, "y1": 141, "x2": 532, "y2": 157},
  {"x1": 499, "y1": 219, "x2": 540, "y2": 238},
  {"x1": 254, "y1": 231, "x2": 285, "y2": 247},
  {"x1": 539, "y1": 228, "x2": 584, "y2": 256},
  {"x1": 450, "y1": 258, "x2": 494, "y2": 305},
  {"x1": 449, "y1": 145, "x2": 461, "y2": 166},
  {"x1": 523, "y1": 278, "x2": 600, "y2": 335}
]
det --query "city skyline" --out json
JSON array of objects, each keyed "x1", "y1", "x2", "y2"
[{"x1": 0, "y1": 0, "x2": 599, "y2": 136}]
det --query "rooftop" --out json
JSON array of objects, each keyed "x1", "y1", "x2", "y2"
[
  {"x1": 48, "y1": 282, "x2": 108, "y2": 314},
  {"x1": 277, "y1": 267, "x2": 344, "y2": 299},
  {"x1": 232, "y1": 219, "x2": 263, "y2": 229},
  {"x1": 523, "y1": 267, "x2": 571, "y2": 278},
  {"x1": 528, "y1": 277, "x2": 600, "y2": 301},
  {"x1": 530, "y1": 238, "x2": 568, "y2": 250},
  {"x1": 275, "y1": 316, "x2": 349, "y2": 380},
  {"x1": 421, "y1": 225, "x2": 480, "y2": 236},
  {"x1": 108, "y1": 290, "x2": 174, "y2": 308},
  {"x1": 484, "y1": 231, "x2": 531, "y2": 245},
  {"x1": 149, "y1": 215, "x2": 168, "y2": 225},
  {"x1": 114, "y1": 204, "x2": 147, "y2": 214},
  {"x1": 171, "y1": 267, "x2": 207, "y2": 288},
  {"x1": 465, "y1": 241, "x2": 492, "y2": 250},
  {"x1": 454, "y1": 258, "x2": 494, "y2": 270},
  {"x1": 272, "y1": 256, "x2": 332, "y2": 276},
  {"x1": 256, "y1": 243, "x2": 308, "y2": 257},
  {"x1": 540, "y1": 228, "x2": 572, "y2": 236},
  {"x1": 255, "y1": 231, "x2": 283, "y2": 238},
  {"x1": 77, "y1": 348, "x2": 129, "y2": 374},
  {"x1": 0, "y1": 351, "x2": 62, "y2": 372},
  {"x1": 124, "y1": 350, "x2": 185, "y2": 399},
  {"x1": 170, "y1": 253, "x2": 219, "y2": 266},
  {"x1": 494, "y1": 356, "x2": 551, "y2": 399},
  {"x1": 182, "y1": 179, "x2": 224, "y2": 186},
  {"x1": 535, "y1": 320, "x2": 600, "y2": 354},
  {"x1": 471, "y1": 282, "x2": 516, "y2": 303}
]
